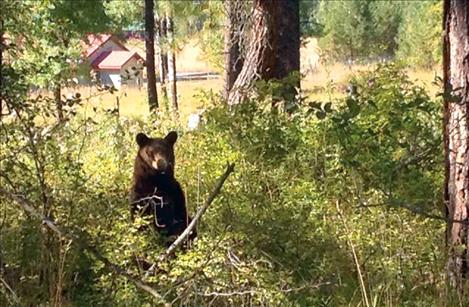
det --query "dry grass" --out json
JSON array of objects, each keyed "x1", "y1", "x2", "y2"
[
  {"x1": 125, "y1": 38, "x2": 216, "y2": 73},
  {"x1": 176, "y1": 40, "x2": 216, "y2": 73},
  {"x1": 407, "y1": 67, "x2": 442, "y2": 96},
  {"x1": 127, "y1": 37, "x2": 321, "y2": 74},
  {"x1": 72, "y1": 78, "x2": 223, "y2": 121},
  {"x1": 65, "y1": 35, "x2": 439, "y2": 121},
  {"x1": 69, "y1": 63, "x2": 438, "y2": 122},
  {"x1": 302, "y1": 63, "x2": 441, "y2": 100}
]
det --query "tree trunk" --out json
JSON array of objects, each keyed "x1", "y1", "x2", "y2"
[
  {"x1": 145, "y1": 0, "x2": 158, "y2": 111},
  {"x1": 166, "y1": 14, "x2": 178, "y2": 111},
  {"x1": 227, "y1": 0, "x2": 274, "y2": 105},
  {"x1": 54, "y1": 85, "x2": 64, "y2": 123},
  {"x1": 223, "y1": 0, "x2": 244, "y2": 100},
  {"x1": 156, "y1": 13, "x2": 168, "y2": 105},
  {"x1": 0, "y1": 18, "x2": 3, "y2": 113},
  {"x1": 228, "y1": 0, "x2": 300, "y2": 105},
  {"x1": 275, "y1": 0, "x2": 300, "y2": 102},
  {"x1": 444, "y1": 0, "x2": 469, "y2": 292}
]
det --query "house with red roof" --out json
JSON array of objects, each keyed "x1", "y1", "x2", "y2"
[{"x1": 82, "y1": 34, "x2": 144, "y2": 89}]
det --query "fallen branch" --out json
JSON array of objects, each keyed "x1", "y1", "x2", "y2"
[
  {"x1": 0, "y1": 188, "x2": 167, "y2": 304},
  {"x1": 145, "y1": 163, "x2": 235, "y2": 278}
]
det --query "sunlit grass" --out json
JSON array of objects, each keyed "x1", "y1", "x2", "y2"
[
  {"x1": 60, "y1": 37, "x2": 441, "y2": 121},
  {"x1": 63, "y1": 63, "x2": 438, "y2": 123},
  {"x1": 73, "y1": 78, "x2": 223, "y2": 122}
]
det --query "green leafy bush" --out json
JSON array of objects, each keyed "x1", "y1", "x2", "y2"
[{"x1": 1, "y1": 64, "x2": 460, "y2": 306}]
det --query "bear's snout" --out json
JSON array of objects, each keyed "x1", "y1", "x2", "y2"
[{"x1": 151, "y1": 156, "x2": 168, "y2": 172}]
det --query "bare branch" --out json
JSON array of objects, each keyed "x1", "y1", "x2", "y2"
[
  {"x1": 196, "y1": 280, "x2": 331, "y2": 298},
  {"x1": 145, "y1": 163, "x2": 235, "y2": 278},
  {"x1": 356, "y1": 193, "x2": 469, "y2": 225},
  {"x1": 0, "y1": 276, "x2": 20, "y2": 304},
  {"x1": 0, "y1": 188, "x2": 167, "y2": 304},
  {"x1": 197, "y1": 289, "x2": 256, "y2": 297}
]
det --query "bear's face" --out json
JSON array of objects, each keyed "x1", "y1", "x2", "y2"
[{"x1": 136, "y1": 131, "x2": 178, "y2": 175}]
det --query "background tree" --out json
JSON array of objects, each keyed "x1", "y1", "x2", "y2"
[
  {"x1": 318, "y1": 0, "x2": 372, "y2": 61},
  {"x1": 144, "y1": 0, "x2": 158, "y2": 110},
  {"x1": 12, "y1": 0, "x2": 109, "y2": 122},
  {"x1": 223, "y1": 0, "x2": 245, "y2": 100},
  {"x1": 156, "y1": 11, "x2": 168, "y2": 104},
  {"x1": 228, "y1": 0, "x2": 300, "y2": 105},
  {"x1": 396, "y1": 0, "x2": 441, "y2": 68},
  {"x1": 103, "y1": 0, "x2": 143, "y2": 30},
  {"x1": 443, "y1": 0, "x2": 469, "y2": 293},
  {"x1": 368, "y1": 0, "x2": 402, "y2": 58},
  {"x1": 157, "y1": 0, "x2": 208, "y2": 112},
  {"x1": 166, "y1": 12, "x2": 178, "y2": 111},
  {"x1": 317, "y1": 0, "x2": 440, "y2": 66},
  {"x1": 156, "y1": 1, "x2": 206, "y2": 112},
  {"x1": 299, "y1": 0, "x2": 321, "y2": 37},
  {"x1": 106, "y1": 0, "x2": 208, "y2": 112}
]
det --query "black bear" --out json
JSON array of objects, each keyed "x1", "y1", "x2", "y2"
[{"x1": 129, "y1": 131, "x2": 195, "y2": 243}]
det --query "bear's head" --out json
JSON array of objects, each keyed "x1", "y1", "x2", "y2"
[{"x1": 135, "y1": 131, "x2": 178, "y2": 176}]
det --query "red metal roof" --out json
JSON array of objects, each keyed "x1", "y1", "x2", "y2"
[
  {"x1": 91, "y1": 50, "x2": 143, "y2": 70},
  {"x1": 83, "y1": 34, "x2": 128, "y2": 58}
]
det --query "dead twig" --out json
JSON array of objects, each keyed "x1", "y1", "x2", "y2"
[
  {"x1": 145, "y1": 163, "x2": 235, "y2": 278},
  {"x1": 0, "y1": 188, "x2": 167, "y2": 304}
]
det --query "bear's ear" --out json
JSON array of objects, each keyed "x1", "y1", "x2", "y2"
[
  {"x1": 136, "y1": 133, "x2": 150, "y2": 147},
  {"x1": 164, "y1": 131, "x2": 178, "y2": 145}
]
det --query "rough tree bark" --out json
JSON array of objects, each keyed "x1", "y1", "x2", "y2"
[
  {"x1": 144, "y1": 0, "x2": 158, "y2": 110},
  {"x1": 228, "y1": 0, "x2": 300, "y2": 105},
  {"x1": 443, "y1": 0, "x2": 469, "y2": 292},
  {"x1": 0, "y1": 19, "x2": 3, "y2": 113},
  {"x1": 223, "y1": 0, "x2": 244, "y2": 100},
  {"x1": 166, "y1": 13, "x2": 178, "y2": 111}
]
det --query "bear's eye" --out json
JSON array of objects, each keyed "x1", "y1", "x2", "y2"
[{"x1": 145, "y1": 149, "x2": 155, "y2": 157}]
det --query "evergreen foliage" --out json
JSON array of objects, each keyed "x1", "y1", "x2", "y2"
[
  {"x1": 317, "y1": 0, "x2": 442, "y2": 66},
  {"x1": 396, "y1": 1, "x2": 442, "y2": 68}
]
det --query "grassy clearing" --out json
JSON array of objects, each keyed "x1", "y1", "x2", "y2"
[
  {"x1": 66, "y1": 38, "x2": 440, "y2": 122},
  {"x1": 68, "y1": 78, "x2": 222, "y2": 122},
  {"x1": 69, "y1": 63, "x2": 439, "y2": 123}
]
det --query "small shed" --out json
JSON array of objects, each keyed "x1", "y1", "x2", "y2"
[
  {"x1": 91, "y1": 50, "x2": 144, "y2": 88},
  {"x1": 83, "y1": 34, "x2": 144, "y2": 89}
]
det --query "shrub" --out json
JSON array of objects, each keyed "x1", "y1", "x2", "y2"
[{"x1": 0, "y1": 64, "x2": 456, "y2": 306}]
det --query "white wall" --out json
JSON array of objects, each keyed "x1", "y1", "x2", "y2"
[{"x1": 99, "y1": 70, "x2": 121, "y2": 89}]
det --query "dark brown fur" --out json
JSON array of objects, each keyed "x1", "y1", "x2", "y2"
[{"x1": 129, "y1": 131, "x2": 195, "y2": 242}]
